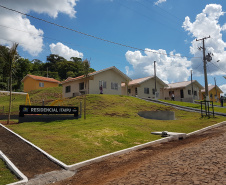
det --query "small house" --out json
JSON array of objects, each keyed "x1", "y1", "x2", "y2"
[
  {"x1": 200, "y1": 85, "x2": 223, "y2": 102},
  {"x1": 62, "y1": 66, "x2": 131, "y2": 98},
  {"x1": 163, "y1": 80, "x2": 203, "y2": 102},
  {"x1": 21, "y1": 74, "x2": 61, "y2": 92},
  {"x1": 121, "y1": 76, "x2": 168, "y2": 99}
]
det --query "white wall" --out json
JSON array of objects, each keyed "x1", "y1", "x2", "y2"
[
  {"x1": 163, "y1": 83, "x2": 201, "y2": 102},
  {"x1": 89, "y1": 69, "x2": 126, "y2": 95},
  {"x1": 62, "y1": 79, "x2": 84, "y2": 98},
  {"x1": 137, "y1": 78, "x2": 164, "y2": 98}
]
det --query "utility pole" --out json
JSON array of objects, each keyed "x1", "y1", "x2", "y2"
[
  {"x1": 196, "y1": 35, "x2": 210, "y2": 101},
  {"x1": 214, "y1": 77, "x2": 217, "y2": 102},
  {"x1": 154, "y1": 61, "x2": 157, "y2": 99},
  {"x1": 191, "y1": 70, "x2": 194, "y2": 102}
]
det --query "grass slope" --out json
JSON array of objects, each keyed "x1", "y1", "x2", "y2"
[
  {"x1": 2, "y1": 88, "x2": 225, "y2": 164},
  {"x1": 160, "y1": 99, "x2": 226, "y2": 114},
  {"x1": 0, "y1": 87, "x2": 63, "y2": 114},
  {"x1": 0, "y1": 159, "x2": 18, "y2": 184}
]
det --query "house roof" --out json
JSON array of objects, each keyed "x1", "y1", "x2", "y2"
[
  {"x1": 165, "y1": 80, "x2": 204, "y2": 90},
  {"x1": 122, "y1": 76, "x2": 168, "y2": 87},
  {"x1": 201, "y1": 85, "x2": 223, "y2": 93},
  {"x1": 21, "y1": 74, "x2": 61, "y2": 84},
  {"x1": 62, "y1": 66, "x2": 131, "y2": 84}
]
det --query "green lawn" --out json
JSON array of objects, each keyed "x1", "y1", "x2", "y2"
[
  {"x1": 159, "y1": 99, "x2": 226, "y2": 114},
  {"x1": 0, "y1": 159, "x2": 18, "y2": 184},
  {"x1": 0, "y1": 87, "x2": 63, "y2": 114},
  {"x1": 3, "y1": 93, "x2": 226, "y2": 165}
]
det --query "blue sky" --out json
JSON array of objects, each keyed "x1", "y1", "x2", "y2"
[{"x1": 0, "y1": 0, "x2": 226, "y2": 94}]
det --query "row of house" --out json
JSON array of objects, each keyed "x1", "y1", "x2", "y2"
[{"x1": 21, "y1": 66, "x2": 223, "y2": 102}]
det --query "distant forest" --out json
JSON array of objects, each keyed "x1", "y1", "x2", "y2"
[{"x1": 0, "y1": 45, "x2": 95, "y2": 91}]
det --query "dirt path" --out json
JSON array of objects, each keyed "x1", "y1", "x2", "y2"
[
  {"x1": 53, "y1": 123, "x2": 226, "y2": 185},
  {"x1": 0, "y1": 125, "x2": 62, "y2": 179}
]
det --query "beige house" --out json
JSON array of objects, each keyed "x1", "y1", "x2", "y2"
[
  {"x1": 121, "y1": 76, "x2": 168, "y2": 99},
  {"x1": 62, "y1": 66, "x2": 131, "y2": 98},
  {"x1": 163, "y1": 80, "x2": 204, "y2": 102}
]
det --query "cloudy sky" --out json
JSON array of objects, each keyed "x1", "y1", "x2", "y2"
[{"x1": 0, "y1": 0, "x2": 226, "y2": 93}]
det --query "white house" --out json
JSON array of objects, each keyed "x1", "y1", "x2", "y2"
[
  {"x1": 121, "y1": 76, "x2": 168, "y2": 99},
  {"x1": 163, "y1": 80, "x2": 204, "y2": 102},
  {"x1": 62, "y1": 66, "x2": 131, "y2": 98}
]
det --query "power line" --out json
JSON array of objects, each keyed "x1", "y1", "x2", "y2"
[
  {"x1": 116, "y1": 1, "x2": 183, "y2": 34},
  {"x1": 136, "y1": 0, "x2": 183, "y2": 26},
  {"x1": 0, "y1": 4, "x2": 200, "y2": 59},
  {"x1": 0, "y1": 37, "x2": 128, "y2": 67},
  {"x1": 209, "y1": 61, "x2": 226, "y2": 74}
]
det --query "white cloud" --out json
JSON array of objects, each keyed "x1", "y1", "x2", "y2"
[
  {"x1": 154, "y1": 0, "x2": 167, "y2": 6},
  {"x1": 222, "y1": 23, "x2": 226, "y2": 31},
  {"x1": 125, "y1": 4, "x2": 226, "y2": 83},
  {"x1": 220, "y1": 84, "x2": 226, "y2": 95},
  {"x1": 182, "y1": 4, "x2": 226, "y2": 76},
  {"x1": 125, "y1": 49, "x2": 191, "y2": 83},
  {"x1": 49, "y1": 42, "x2": 83, "y2": 60},
  {"x1": 0, "y1": 0, "x2": 77, "y2": 56}
]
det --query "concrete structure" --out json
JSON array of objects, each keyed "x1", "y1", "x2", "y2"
[
  {"x1": 121, "y1": 76, "x2": 168, "y2": 99},
  {"x1": 62, "y1": 66, "x2": 131, "y2": 98},
  {"x1": 138, "y1": 111, "x2": 175, "y2": 120},
  {"x1": 163, "y1": 80, "x2": 203, "y2": 102},
  {"x1": 200, "y1": 85, "x2": 223, "y2": 102},
  {"x1": 21, "y1": 74, "x2": 60, "y2": 92}
]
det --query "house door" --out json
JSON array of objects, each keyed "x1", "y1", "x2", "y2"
[
  {"x1": 180, "y1": 89, "x2": 184, "y2": 98},
  {"x1": 135, "y1": 87, "x2": 138, "y2": 95}
]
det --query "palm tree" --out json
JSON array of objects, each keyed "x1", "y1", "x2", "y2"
[
  {"x1": 1, "y1": 43, "x2": 19, "y2": 124},
  {"x1": 83, "y1": 59, "x2": 90, "y2": 120}
]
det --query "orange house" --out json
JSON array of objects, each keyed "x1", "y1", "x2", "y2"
[
  {"x1": 200, "y1": 85, "x2": 223, "y2": 102},
  {"x1": 21, "y1": 74, "x2": 61, "y2": 92}
]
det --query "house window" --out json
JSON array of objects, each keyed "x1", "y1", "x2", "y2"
[
  {"x1": 65, "y1": 86, "x2": 71, "y2": 93},
  {"x1": 128, "y1": 89, "x2": 131, "y2": 94},
  {"x1": 135, "y1": 87, "x2": 138, "y2": 95},
  {"x1": 152, "y1": 89, "x2": 156, "y2": 95},
  {"x1": 39, "y1": 82, "x2": 44, "y2": 87},
  {"x1": 99, "y1": 81, "x2": 107, "y2": 88},
  {"x1": 188, "y1": 90, "x2": 191, "y2": 95},
  {"x1": 144, "y1": 88, "x2": 149, "y2": 94},
  {"x1": 79, "y1": 82, "x2": 84, "y2": 90},
  {"x1": 194, "y1": 91, "x2": 197, "y2": 96},
  {"x1": 169, "y1": 91, "x2": 174, "y2": 96},
  {"x1": 111, "y1": 82, "x2": 118, "y2": 90},
  {"x1": 210, "y1": 93, "x2": 213, "y2": 98}
]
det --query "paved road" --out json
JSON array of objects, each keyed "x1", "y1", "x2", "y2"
[{"x1": 107, "y1": 124, "x2": 226, "y2": 185}]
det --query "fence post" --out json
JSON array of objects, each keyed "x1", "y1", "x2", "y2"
[{"x1": 80, "y1": 101, "x2": 82, "y2": 118}]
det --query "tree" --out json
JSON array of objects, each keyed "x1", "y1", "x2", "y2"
[
  {"x1": 14, "y1": 58, "x2": 32, "y2": 90},
  {"x1": 0, "y1": 43, "x2": 19, "y2": 124},
  {"x1": 83, "y1": 59, "x2": 90, "y2": 120}
]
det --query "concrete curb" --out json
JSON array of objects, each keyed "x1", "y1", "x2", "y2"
[
  {"x1": 0, "y1": 150, "x2": 28, "y2": 185},
  {"x1": 1, "y1": 120, "x2": 226, "y2": 180},
  {"x1": 0, "y1": 124, "x2": 69, "y2": 170},
  {"x1": 187, "y1": 121, "x2": 226, "y2": 137},
  {"x1": 66, "y1": 136, "x2": 173, "y2": 170},
  {"x1": 141, "y1": 98, "x2": 226, "y2": 116}
]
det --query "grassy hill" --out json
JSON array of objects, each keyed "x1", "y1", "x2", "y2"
[{"x1": 1, "y1": 87, "x2": 226, "y2": 164}]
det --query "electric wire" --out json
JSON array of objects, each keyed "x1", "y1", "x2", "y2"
[
  {"x1": 209, "y1": 61, "x2": 226, "y2": 74},
  {"x1": 0, "y1": 4, "x2": 201, "y2": 59},
  {"x1": 116, "y1": 1, "x2": 183, "y2": 34}
]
